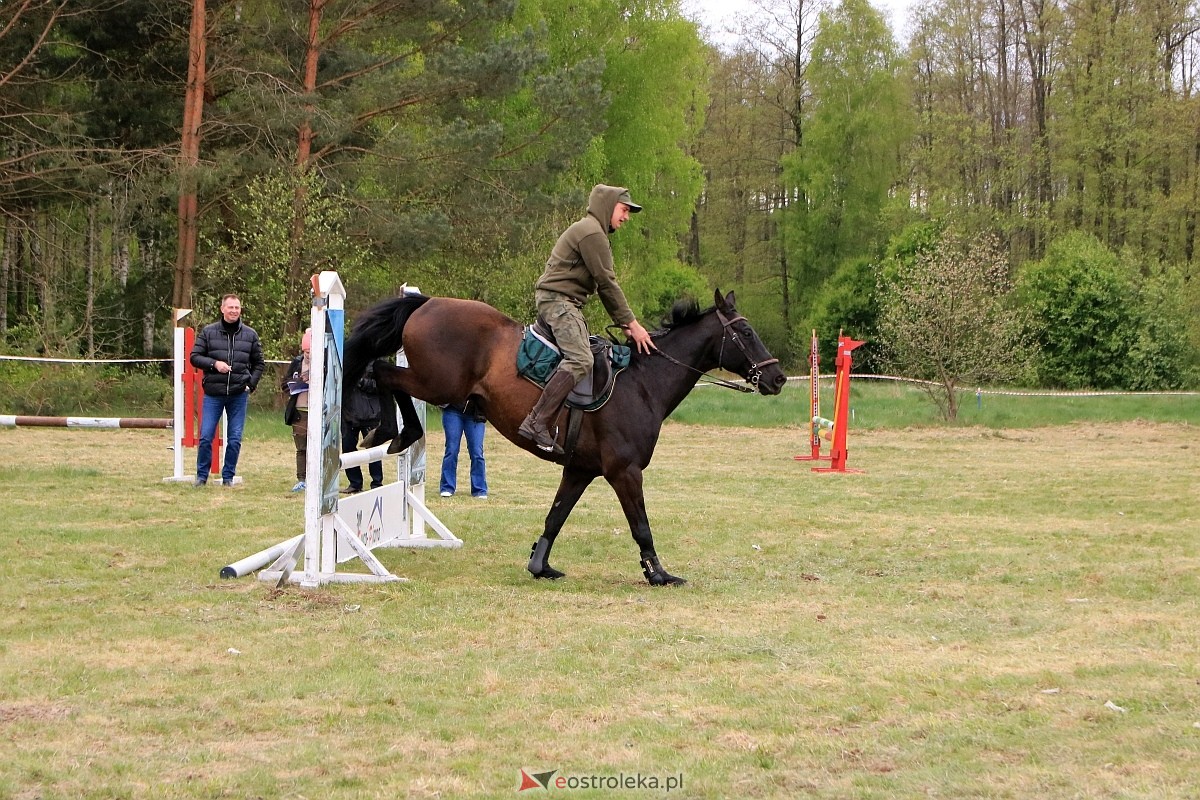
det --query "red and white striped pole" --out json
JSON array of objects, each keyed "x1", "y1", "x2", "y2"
[{"x1": 794, "y1": 330, "x2": 829, "y2": 463}]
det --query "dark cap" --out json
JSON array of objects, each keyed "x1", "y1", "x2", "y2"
[{"x1": 616, "y1": 189, "x2": 643, "y2": 213}]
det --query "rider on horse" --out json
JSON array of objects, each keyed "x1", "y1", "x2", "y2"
[{"x1": 518, "y1": 184, "x2": 657, "y2": 454}]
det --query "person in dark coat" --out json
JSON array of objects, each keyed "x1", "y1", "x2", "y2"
[
  {"x1": 341, "y1": 361, "x2": 384, "y2": 493},
  {"x1": 189, "y1": 294, "x2": 265, "y2": 487}
]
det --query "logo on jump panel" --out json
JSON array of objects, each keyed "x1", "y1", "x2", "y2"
[{"x1": 518, "y1": 769, "x2": 559, "y2": 791}]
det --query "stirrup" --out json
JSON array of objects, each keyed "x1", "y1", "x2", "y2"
[
  {"x1": 534, "y1": 427, "x2": 563, "y2": 454},
  {"x1": 519, "y1": 420, "x2": 563, "y2": 454}
]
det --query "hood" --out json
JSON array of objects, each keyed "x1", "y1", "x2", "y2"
[{"x1": 586, "y1": 184, "x2": 640, "y2": 234}]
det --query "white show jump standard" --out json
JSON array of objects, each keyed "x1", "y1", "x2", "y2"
[{"x1": 222, "y1": 271, "x2": 460, "y2": 588}]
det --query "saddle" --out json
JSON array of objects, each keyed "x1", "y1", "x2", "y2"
[{"x1": 517, "y1": 318, "x2": 631, "y2": 411}]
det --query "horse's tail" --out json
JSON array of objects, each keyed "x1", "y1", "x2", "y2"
[{"x1": 344, "y1": 293, "x2": 432, "y2": 387}]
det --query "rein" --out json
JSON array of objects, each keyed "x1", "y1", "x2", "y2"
[{"x1": 634, "y1": 308, "x2": 780, "y2": 393}]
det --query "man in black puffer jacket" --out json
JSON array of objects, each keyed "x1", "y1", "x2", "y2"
[{"x1": 189, "y1": 294, "x2": 265, "y2": 487}]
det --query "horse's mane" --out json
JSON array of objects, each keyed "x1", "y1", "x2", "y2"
[{"x1": 656, "y1": 297, "x2": 711, "y2": 333}]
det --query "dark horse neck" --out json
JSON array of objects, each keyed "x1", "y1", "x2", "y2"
[{"x1": 634, "y1": 309, "x2": 726, "y2": 419}]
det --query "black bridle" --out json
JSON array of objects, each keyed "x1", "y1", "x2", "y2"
[{"x1": 641, "y1": 308, "x2": 780, "y2": 393}]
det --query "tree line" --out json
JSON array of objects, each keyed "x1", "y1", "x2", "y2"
[{"x1": 1, "y1": 0, "x2": 1197, "y2": 406}]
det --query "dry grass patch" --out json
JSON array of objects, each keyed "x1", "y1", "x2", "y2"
[{"x1": 1, "y1": 421, "x2": 1198, "y2": 798}]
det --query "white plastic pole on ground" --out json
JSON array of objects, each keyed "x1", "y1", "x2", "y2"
[{"x1": 220, "y1": 534, "x2": 304, "y2": 579}]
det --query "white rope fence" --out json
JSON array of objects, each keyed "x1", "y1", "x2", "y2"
[
  {"x1": 814, "y1": 374, "x2": 1200, "y2": 398},
  {"x1": 0, "y1": 354, "x2": 290, "y2": 365},
  {"x1": 0, "y1": 354, "x2": 169, "y2": 364},
  {"x1": 4, "y1": 354, "x2": 1197, "y2": 397}
]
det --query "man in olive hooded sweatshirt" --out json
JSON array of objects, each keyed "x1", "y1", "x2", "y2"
[{"x1": 518, "y1": 184, "x2": 656, "y2": 454}]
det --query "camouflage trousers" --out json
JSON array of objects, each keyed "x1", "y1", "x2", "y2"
[{"x1": 535, "y1": 290, "x2": 591, "y2": 382}]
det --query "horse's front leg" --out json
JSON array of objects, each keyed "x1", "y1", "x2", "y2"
[
  {"x1": 528, "y1": 466, "x2": 595, "y2": 580},
  {"x1": 607, "y1": 466, "x2": 687, "y2": 586}
]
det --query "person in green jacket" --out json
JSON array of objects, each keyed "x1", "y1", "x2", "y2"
[{"x1": 518, "y1": 184, "x2": 656, "y2": 454}]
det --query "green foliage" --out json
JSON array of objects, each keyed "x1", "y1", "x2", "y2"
[
  {"x1": 783, "y1": 0, "x2": 910, "y2": 320},
  {"x1": 601, "y1": 6, "x2": 708, "y2": 287},
  {"x1": 0, "y1": 361, "x2": 42, "y2": 412},
  {"x1": 0, "y1": 362, "x2": 170, "y2": 416},
  {"x1": 1125, "y1": 261, "x2": 1197, "y2": 389},
  {"x1": 1183, "y1": 266, "x2": 1200, "y2": 373},
  {"x1": 692, "y1": 44, "x2": 797, "y2": 362},
  {"x1": 520, "y1": 0, "x2": 709, "y2": 319},
  {"x1": 805, "y1": 256, "x2": 884, "y2": 374},
  {"x1": 1014, "y1": 232, "x2": 1193, "y2": 390},
  {"x1": 8, "y1": 0, "x2": 1200, "y2": 399},
  {"x1": 405, "y1": 246, "x2": 544, "y2": 323},
  {"x1": 824, "y1": 219, "x2": 947, "y2": 376},
  {"x1": 878, "y1": 229, "x2": 1034, "y2": 419},
  {"x1": 201, "y1": 170, "x2": 370, "y2": 360},
  {"x1": 885, "y1": 219, "x2": 943, "y2": 266},
  {"x1": 626, "y1": 261, "x2": 710, "y2": 328}
]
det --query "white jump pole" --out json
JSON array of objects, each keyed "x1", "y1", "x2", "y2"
[
  {"x1": 165, "y1": 309, "x2": 191, "y2": 482},
  {"x1": 219, "y1": 534, "x2": 304, "y2": 579}
]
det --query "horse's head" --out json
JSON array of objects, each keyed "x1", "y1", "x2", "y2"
[{"x1": 712, "y1": 289, "x2": 787, "y2": 395}]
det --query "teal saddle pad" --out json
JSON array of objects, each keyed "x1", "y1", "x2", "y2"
[{"x1": 516, "y1": 327, "x2": 631, "y2": 406}]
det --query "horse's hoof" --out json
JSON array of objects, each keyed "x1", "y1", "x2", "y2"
[
  {"x1": 529, "y1": 565, "x2": 566, "y2": 580},
  {"x1": 527, "y1": 536, "x2": 565, "y2": 579},
  {"x1": 387, "y1": 428, "x2": 423, "y2": 455},
  {"x1": 641, "y1": 557, "x2": 687, "y2": 586}
]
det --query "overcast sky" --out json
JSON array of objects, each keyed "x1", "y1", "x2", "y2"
[{"x1": 683, "y1": 0, "x2": 917, "y2": 45}]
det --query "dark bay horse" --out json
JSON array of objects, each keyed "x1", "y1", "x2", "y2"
[{"x1": 343, "y1": 289, "x2": 787, "y2": 586}]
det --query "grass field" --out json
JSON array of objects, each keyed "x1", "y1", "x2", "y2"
[{"x1": 1, "y1": 396, "x2": 1198, "y2": 798}]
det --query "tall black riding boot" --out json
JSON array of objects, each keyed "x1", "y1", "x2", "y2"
[{"x1": 518, "y1": 370, "x2": 576, "y2": 454}]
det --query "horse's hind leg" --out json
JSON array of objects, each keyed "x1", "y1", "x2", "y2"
[
  {"x1": 360, "y1": 360, "x2": 424, "y2": 453},
  {"x1": 528, "y1": 466, "x2": 595, "y2": 580},
  {"x1": 389, "y1": 390, "x2": 424, "y2": 454}
]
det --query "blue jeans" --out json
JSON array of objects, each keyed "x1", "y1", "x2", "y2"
[
  {"x1": 197, "y1": 390, "x2": 249, "y2": 483},
  {"x1": 440, "y1": 407, "x2": 487, "y2": 496}
]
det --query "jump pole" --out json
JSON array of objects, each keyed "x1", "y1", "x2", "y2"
[
  {"x1": 0, "y1": 416, "x2": 171, "y2": 429},
  {"x1": 223, "y1": 271, "x2": 460, "y2": 587},
  {"x1": 794, "y1": 329, "x2": 829, "y2": 463},
  {"x1": 812, "y1": 333, "x2": 865, "y2": 474}
]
